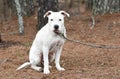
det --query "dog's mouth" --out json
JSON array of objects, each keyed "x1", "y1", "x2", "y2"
[{"x1": 54, "y1": 30, "x2": 61, "y2": 35}]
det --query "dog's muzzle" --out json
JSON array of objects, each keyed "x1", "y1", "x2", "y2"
[{"x1": 54, "y1": 25, "x2": 60, "y2": 34}]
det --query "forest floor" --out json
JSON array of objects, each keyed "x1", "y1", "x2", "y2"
[{"x1": 0, "y1": 12, "x2": 120, "y2": 79}]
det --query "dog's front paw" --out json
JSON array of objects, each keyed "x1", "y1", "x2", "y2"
[
  {"x1": 44, "y1": 69, "x2": 50, "y2": 74},
  {"x1": 57, "y1": 67, "x2": 65, "y2": 71}
]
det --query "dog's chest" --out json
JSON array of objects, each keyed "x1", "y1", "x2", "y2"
[{"x1": 49, "y1": 39, "x2": 63, "y2": 52}]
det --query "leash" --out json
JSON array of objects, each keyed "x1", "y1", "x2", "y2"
[{"x1": 58, "y1": 33, "x2": 120, "y2": 49}]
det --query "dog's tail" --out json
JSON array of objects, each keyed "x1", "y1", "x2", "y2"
[{"x1": 16, "y1": 62, "x2": 31, "y2": 70}]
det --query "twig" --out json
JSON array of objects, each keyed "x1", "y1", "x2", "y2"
[
  {"x1": 1, "y1": 31, "x2": 19, "y2": 36},
  {"x1": 90, "y1": 16, "x2": 95, "y2": 29},
  {"x1": 0, "y1": 59, "x2": 8, "y2": 64}
]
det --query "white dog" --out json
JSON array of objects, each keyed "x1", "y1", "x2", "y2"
[{"x1": 17, "y1": 11, "x2": 69, "y2": 74}]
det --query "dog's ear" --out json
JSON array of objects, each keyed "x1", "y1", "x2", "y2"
[
  {"x1": 44, "y1": 11, "x2": 53, "y2": 18},
  {"x1": 59, "y1": 11, "x2": 70, "y2": 17}
]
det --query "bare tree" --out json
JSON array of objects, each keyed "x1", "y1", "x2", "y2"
[
  {"x1": 85, "y1": 0, "x2": 93, "y2": 10},
  {"x1": 69, "y1": 0, "x2": 74, "y2": 8},
  {"x1": 0, "y1": 0, "x2": 16, "y2": 21},
  {"x1": 20, "y1": 0, "x2": 34, "y2": 16},
  {"x1": 37, "y1": 0, "x2": 58, "y2": 30},
  {"x1": 15, "y1": 0, "x2": 24, "y2": 34},
  {"x1": 15, "y1": 0, "x2": 35, "y2": 34},
  {"x1": 92, "y1": 0, "x2": 120, "y2": 15}
]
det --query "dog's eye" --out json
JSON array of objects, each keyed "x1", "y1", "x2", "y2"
[
  {"x1": 59, "y1": 19, "x2": 62, "y2": 21},
  {"x1": 50, "y1": 19, "x2": 53, "y2": 21}
]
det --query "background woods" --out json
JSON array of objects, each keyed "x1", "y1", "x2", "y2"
[
  {"x1": 0, "y1": 0, "x2": 120, "y2": 42},
  {"x1": 0, "y1": 0, "x2": 120, "y2": 41},
  {"x1": 0, "y1": 0, "x2": 120, "y2": 19}
]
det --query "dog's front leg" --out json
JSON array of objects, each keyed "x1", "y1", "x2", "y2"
[
  {"x1": 43, "y1": 46, "x2": 50, "y2": 74},
  {"x1": 55, "y1": 46, "x2": 65, "y2": 71}
]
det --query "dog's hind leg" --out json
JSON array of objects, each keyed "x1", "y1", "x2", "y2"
[
  {"x1": 30, "y1": 58, "x2": 43, "y2": 71},
  {"x1": 31, "y1": 65, "x2": 42, "y2": 71},
  {"x1": 30, "y1": 54, "x2": 43, "y2": 71}
]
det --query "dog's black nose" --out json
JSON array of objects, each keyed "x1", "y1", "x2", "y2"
[{"x1": 54, "y1": 25, "x2": 59, "y2": 30}]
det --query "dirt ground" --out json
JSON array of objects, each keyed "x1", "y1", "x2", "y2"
[{"x1": 0, "y1": 12, "x2": 120, "y2": 79}]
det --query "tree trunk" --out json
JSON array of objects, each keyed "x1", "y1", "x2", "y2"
[
  {"x1": 15, "y1": 0, "x2": 24, "y2": 34},
  {"x1": 20, "y1": 0, "x2": 34, "y2": 16},
  {"x1": 92, "y1": 0, "x2": 120, "y2": 15},
  {"x1": 85, "y1": 0, "x2": 93, "y2": 10},
  {"x1": 2, "y1": 0, "x2": 16, "y2": 20},
  {"x1": 37, "y1": 0, "x2": 58, "y2": 30},
  {"x1": 69, "y1": 0, "x2": 74, "y2": 8},
  {"x1": 3, "y1": 0, "x2": 7, "y2": 20},
  {"x1": 108, "y1": 0, "x2": 120, "y2": 13}
]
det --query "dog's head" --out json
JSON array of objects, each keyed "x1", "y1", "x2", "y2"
[{"x1": 44, "y1": 11, "x2": 70, "y2": 34}]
